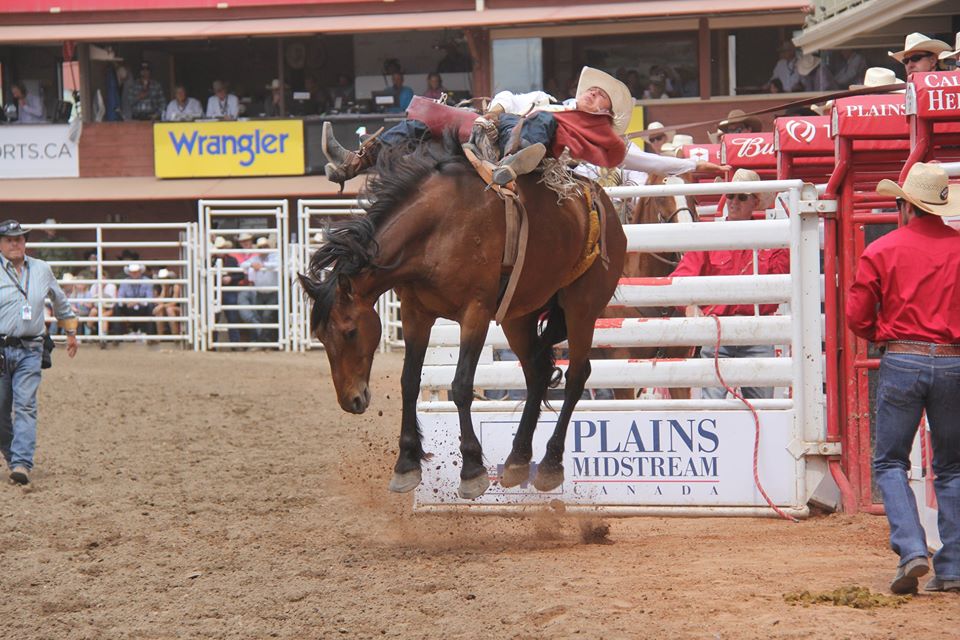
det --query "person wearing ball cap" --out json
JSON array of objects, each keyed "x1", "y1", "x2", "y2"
[{"x1": 847, "y1": 162, "x2": 960, "y2": 595}]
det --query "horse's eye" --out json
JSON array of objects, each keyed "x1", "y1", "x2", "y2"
[{"x1": 345, "y1": 328, "x2": 358, "y2": 341}]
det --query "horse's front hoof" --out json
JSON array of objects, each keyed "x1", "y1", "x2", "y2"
[
  {"x1": 499, "y1": 463, "x2": 531, "y2": 488},
  {"x1": 388, "y1": 468, "x2": 422, "y2": 493},
  {"x1": 457, "y1": 473, "x2": 491, "y2": 500},
  {"x1": 533, "y1": 465, "x2": 564, "y2": 492}
]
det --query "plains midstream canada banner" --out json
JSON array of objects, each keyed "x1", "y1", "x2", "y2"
[
  {"x1": 154, "y1": 120, "x2": 305, "y2": 178},
  {"x1": 414, "y1": 411, "x2": 799, "y2": 508}
]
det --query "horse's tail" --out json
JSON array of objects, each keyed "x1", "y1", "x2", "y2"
[{"x1": 534, "y1": 294, "x2": 568, "y2": 397}]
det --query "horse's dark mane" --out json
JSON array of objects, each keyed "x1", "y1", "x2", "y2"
[{"x1": 300, "y1": 130, "x2": 469, "y2": 329}]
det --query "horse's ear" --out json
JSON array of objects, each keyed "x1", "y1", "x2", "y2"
[
  {"x1": 297, "y1": 272, "x2": 317, "y2": 297},
  {"x1": 337, "y1": 273, "x2": 353, "y2": 299}
]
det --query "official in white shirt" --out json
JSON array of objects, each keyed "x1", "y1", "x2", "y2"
[
  {"x1": 163, "y1": 85, "x2": 204, "y2": 122},
  {"x1": 205, "y1": 80, "x2": 240, "y2": 120}
]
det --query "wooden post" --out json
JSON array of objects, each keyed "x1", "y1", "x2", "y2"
[
  {"x1": 78, "y1": 43, "x2": 92, "y2": 123},
  {"x1": 464, "y1": 29, "x2": 491, "y2": 101},
  {"x1": 698, "y1": 18, "x2": 711, "y2": 100},
  {"x1": 277, "y1": 37, "x2": 286, "y2": 117}
]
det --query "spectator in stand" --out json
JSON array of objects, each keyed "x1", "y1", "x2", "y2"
[
  {"x1": 152, "y1": 268, "x2": 182, "y2": 337},
  {"x1": 833, "y1": 49, "x2": 867, "y2": 88},
  {"x1": 938, "y1": 33, "x2": 960, "y2": 67},
  {"x1": 32, "y1": 219, "x2": 73, "y2": 277},
  {"x1": 625, "y1": 70, "x2": 643, "y2": 99},
  {"x1": 642, "y1": 66, "x2": 673, "y2": 99},
  {"x1": 263, "y1": 79, "x2": 289, "y2": 118},
  {"x1": 330, "y1": 73, "x2": 355, "y2": 111},
  {"x1": 768, "y1": 78, "x2": 785, "y2": 93},
  {"x1": 241, "y1": 237, "x2": 280, "y2": 342},
  {"x1": 55, "y1": 273, "x2": 87, "y2": 335},
  {"x1": 423, "y1": 73, "x2": 445, "y2": 100},
  {"x1": 163, "y1": 85, "x2": 203, "y2": 122},
  {"x1": 847, "y1": 163, "x2": 960, "y2": 595},
  {"x1": 115, "y1": 263, "x2": 155, "y2": 335},
  {"x1": 720, "y1": 109, "x2": 762, "y2": 134},
  {"x1": 122, "y1": 61, "x2": 165, "y2": 121},
  {"x1": 10, "y1": 82, "x2": 46, "y2": 123},
  {"x1": 767, "y1": 41, "x2": 801, "y2": 92},
  {"x1": 797, "y1": 53, "x2": 837, "y2": 92},
  {"x1": 386, "y1": 72, "x2": 414, "y2": 113},
  {"x1": 231, "y1": 233, "x2": 259, "y2": 341},
  {"x1": 671, "y1": 169, "x2": 788, "y2": 400},
  {"x1": 889, "y1": 32, "x2": 951, "y2": 76},
  {"x1": 206, "y1": 80, "x2": 240, "y2": 120},
  {"x1": 84, "y1": 267, "x2": 117, "y2": 343},
  {"x1": 212, "y1": 236, "x2": 242, "y2": 344},
  {"x1": 298, "y1": 75, "x2": 329, "y2": 115},
  {"x1": 638, "y1": 121, "x2": 674, "y2": 155}
]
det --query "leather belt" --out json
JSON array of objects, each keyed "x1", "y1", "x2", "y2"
[
  {"x1": 886, "y1": 341, "x2": 960, "y2": 357},
  {"x1": 0, "y1": 335, "x2": 41, "y2": 348}
]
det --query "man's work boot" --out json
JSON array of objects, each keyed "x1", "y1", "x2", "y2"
[
  {"x1": 9, "y1": 466, "x2": 29, "y2": 485},
  {"x1": 322, "y1": 122, "x2": 380, "y2": 189},
  {"x1": 890, "y1": 556, "x2": 929, "y2": 594},
  {"x1": 924, "y1": 576, "x2": 960, "y2": 592},
  {"x1": 491, "y1": 143, "x2": 546, "y2": 187}
]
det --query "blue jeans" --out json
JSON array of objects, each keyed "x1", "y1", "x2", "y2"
[
  {"x1": 699, "y1": 344, "x2": 776, "y2": 399},
  {"x1": 220, "y1": 291, "x2": 241, "y2": 343},
  {"x1": 0, "y1": 342, "x2": 43, "y2": 470},
  {"x1": 380, "y1": 113, "x2": 558, "y2": 157},
  {"x1": 874, "y1": 353, "x2": 960, "y2": 580}
]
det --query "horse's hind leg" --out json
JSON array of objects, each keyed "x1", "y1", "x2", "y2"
[
  {"x1": 389, "y1": 298, "x2": 435, "y2": 493},
  {"x1": 452, "y1": 304, "x2": 493, "y2": 500},
  {"x1": 499, "y1": 312, "x2": 554, "y2": 488}
]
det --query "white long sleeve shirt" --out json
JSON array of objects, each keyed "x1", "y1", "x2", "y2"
[{"x1": 205, "y1": 94, "x2": 240, "y2": 119}]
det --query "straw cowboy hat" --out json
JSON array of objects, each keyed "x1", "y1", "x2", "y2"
[
  {"x1": 237, "y1": 232, "x2": 254, "y2": 242},
  {"x1": 660, "y1": 134, "x2": 694, "y2": 157},
  {"x1": 812, "y1": 67, "x2": 905, "y2": 115},
  {"x1": 796, "y1": 53, "x2": 820, "y2": 77},
  {"x1": 729, "y1": 168, "x2": 777, "y2": 210},
  {"x1": 888, "y1": 32, "x2": 951, "y2": 63},
  {"x1": 255, "y1": 236, "x2": 275, "y2": 249},
  {"x1": 940, "y1": 33, "x2": 960, "y2": 60},
  {"x1": 719, "y1": 109, "x2": 762, "y2": 133},
  {"x1": 876, "y1": 162, "x2": 960, "y2": 217},
  {"x1": 575, "y1": 66, "x2": 633, "y2": 135},
  {"x1": 213, "y1": 235, "x2": 234, "y2": 250},
  {"x1": 637, "y1": 121, "x2": 675, "y2": 141},
  {"x1": 61, "y1": 272, "x2": 77, "y2": 282},
  {"x1": 123, "y1": 263, "x2": 145, "y2": 276}
]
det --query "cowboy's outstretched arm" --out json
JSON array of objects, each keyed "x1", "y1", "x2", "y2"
[
  {"x1": 695, "y1": 161, "x2": 732, "y2": 174},
  {"x1": 622, "y1": 142, "x2": 697, "y2": 176}
]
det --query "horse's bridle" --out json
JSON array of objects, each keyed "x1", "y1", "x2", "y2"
[{"x1": 649, "y1": 206, "x2": 697, "y2": 267}]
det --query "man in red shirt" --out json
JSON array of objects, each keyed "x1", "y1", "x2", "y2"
[
  {"x1": 847, "y1": 162, "x2": 960, "y2": 594},
  {"x1": 670, "y1": 169, "x2": 788, "y2": 400}
]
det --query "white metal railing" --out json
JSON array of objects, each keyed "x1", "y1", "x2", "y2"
[{"x1": 25, "y1": 222, "x2": 201, "y2": 349}]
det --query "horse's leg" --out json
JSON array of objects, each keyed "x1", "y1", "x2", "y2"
[
  {"x1": 499, "y1": 312, "x2": 554, "y2": 488},
  {"x1": 452, "y1": 305, "x2": 493, "y2": 500},
  {"x1": 388, "y1": 298, "x2": 435, "y2": 493}
]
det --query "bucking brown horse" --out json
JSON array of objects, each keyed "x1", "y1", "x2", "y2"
[{"x1": 299, "y1": 135, "x2": 626, "y2": 500}]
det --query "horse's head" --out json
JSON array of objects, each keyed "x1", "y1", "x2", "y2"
[{"x1": 301, "y1": 273, "x2": 382, "y2": 414}]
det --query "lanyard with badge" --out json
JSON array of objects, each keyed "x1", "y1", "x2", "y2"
[{"x1": 4, "y1": 262, "x2": 32, "y2": 321}]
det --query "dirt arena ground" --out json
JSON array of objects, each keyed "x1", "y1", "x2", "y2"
[{"x1": 2, "y1": 346, "x2": 957, "y2": 639}]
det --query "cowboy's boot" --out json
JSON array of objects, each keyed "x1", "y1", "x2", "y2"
[
  {"x1": 491, "y1": 143, "x2": 546, "y2": 187},
  {"x1": 322, "y1": 122, "x2": 380, "y2": 188}
]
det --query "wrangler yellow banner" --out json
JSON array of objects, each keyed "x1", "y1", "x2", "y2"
[{"x1": 154, "y1": 120, "x2": 305, "y2": 178}]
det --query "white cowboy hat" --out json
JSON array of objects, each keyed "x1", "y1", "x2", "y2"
[
  {"x1": 729, "y1": 168, "x2": 777, "y2": 210},
  {"x1": 61, "y1": 272, "x2": 77, "y2": 282},
  {"x1": 213, "y1": 235, "x2": 233, "y2": 250},
  {"x1": 255, "y1": 236, "x2": 274, "y2": 248},
  {"x1": 575, "y1": 66, "x2": 633, "y2": 135},
  {"x1": 265, "y1": 78, "x2": 289, "y2": 90},
  {"x1": 637, "y1": 121, "x2": 675, "y2": 141},
  {"x1": 940, "y1": 33, "x2": 960, "y2": 60},
  {"x1": 237, "y1": 232, "x2": 254, "y2": 242},
  {"x1": 660, "y1": 134, "x2": 694, "y2": 156},
  {"x1": 123, "y1": 263, "x2": 144, "y2": 276},
  {"x1": 877, "y1": 162, "x2": 960, "y2": 217},
  {"x1": 888, "y1": 32, "x2": 951, "y2": 63},
  {"x1": 850, "y1": 67, "x2": 904, "y2": 90},
  {"x1": 157, "y1": 268, "x2": 174, "y2": 279},
  {"x1": 796, "y1": 53, "x2": 821, "y2": 77}
]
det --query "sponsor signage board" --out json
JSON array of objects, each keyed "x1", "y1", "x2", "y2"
[
  {"x1": 414, "y1": 411, "x2": 799, "y2": 508},
  {"x1": 680, "y1": 143, "x2": 720, "y2": 164},
  {"x1": 832, "y1": 95, "x2": 907, "y2": 139},
  {"x1": 0, "y1": 124, "x2": 79, "y2": 179},
  {"x1": 774, "y1": 116, "x2": 832, "y2": 154},
  {"x1": 720, "y1": 133, "x2": 775, "y2": 169},
  {"x1": 906, "y1": 72, "x2": 960, "y2": 120},
  {"x1": 154, "y1": 120, "x2": 305, "y2": 178}
]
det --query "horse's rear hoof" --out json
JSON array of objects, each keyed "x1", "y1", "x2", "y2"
[
  {"x1": 499, "y1": 463, "x2": 531, "y2": 488},
  {"x1": 458, "y1": 473, "x2": 491, "y2": 500},
  {"x1": 388, "y1": 469, "x2": 422, "y2": 493},
  {"x1": 533, "y1": 466, "x2": 564, "y2": 492}
]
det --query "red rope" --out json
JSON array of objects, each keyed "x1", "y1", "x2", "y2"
[{"x1": 708, "y1": 313, "x2": 798, "y2": 522}]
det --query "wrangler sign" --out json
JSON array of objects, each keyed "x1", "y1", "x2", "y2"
[{"x1": 153, "y1": 120, "x2": 305, "y2": 178}]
